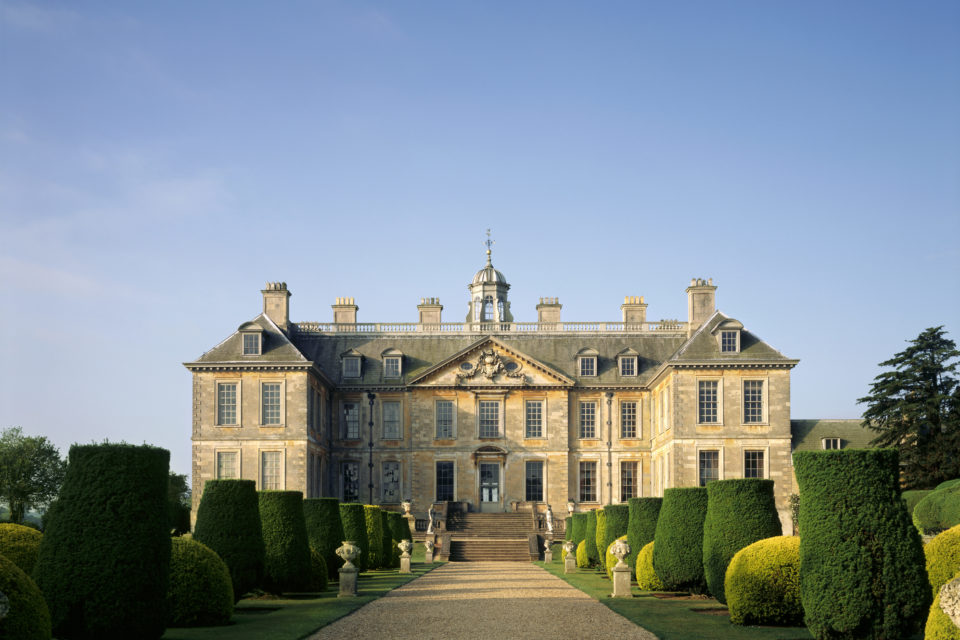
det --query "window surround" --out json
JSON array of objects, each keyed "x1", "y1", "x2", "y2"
[
  {"x1": 576, "y1": 348, "x2": 599, "y2": 377},
  {"x1": 577, "y1": 458, "x2": 600, "y2": 503},
  {"x1": 259, "y1": 379, "x2": 285, "y2": 427},
  {"x1": 434, "y1": 397, "x2": 457, "y2": 439},
  {"x1": 524, "y1": 457, "x2": 546, "y2": 502},
  {"x1": 619, "y1": 459, "x2": 640, "y2": 502},
  {"x1": 696, "y1": 377, "x2": 724, "y2": 426},
  {"x1": 238, "y1": 322, "x2": 264, "y2": 356},
  {"x1": 476, "y1": 395, "x2": 504, "y2": 439},
  {"x1": 341, "y1": 399, "x2": 361, "y2": 440},
  {"x1": 822, "y1": 437, "x2": 842, "y2": 450},
  {"x1": 215, "y1": 448, "x2": 241, "y2": 479},
  {"x1": 578, "y1": 399, "x2": 599, "y2": 439},
  {"x1": 742, "y1": 447, "x2": 769, "y2": 479},
  {"x1": 381, "y1": 459, "x2": 402, "y2": 503},
  {"x1": 341, "y1": 349, "x2": 363, "y2": 380},
  {"x1": 741, "y1": 377, "x2": 769, "y2": 425},
  {"x1": 258, "y1": 448, "x2": 285, "y2": 490},
  {"x1": 215, "y1": 379, "x2": 241, "y2": 427},
  {"x1": 524, "y1": 398, "x2": 546, "y2": 439},
  {"x1": 381, "y1": 348, "x2": 403, "y2": 379},
  {"x1": 380, "y1": 399, "x2": 403, "y2": 440},
  {"x1": 619, "y1": 399, "x2": 639, "y2": 439},
  {"x1": 341, "y1": 460, "x2": 360, "y2": 502},
  {"x1": 696, "y1": 445, "x2": 724, "y2": 486},
  {"x1": 434, "y1": 458, "x2": 456, "y2": 502},
  {"x1": 712, "y1": 319, "x2": 744, "y2": 354},
  {"x1": 617, "y1": 350, "x2": 639, "y2": 377}
]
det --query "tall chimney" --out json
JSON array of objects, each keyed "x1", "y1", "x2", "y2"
[
  {"x1": 418, "y1": 297, "x2": 443, "y2": 326},
  {"x1": 332, "y1": 297, "x2": 358, "y2": 325},
  {"x1": 262, "y1": 282, "x2": 290, "y2": 330},
  {"x1": 536, "y1": 297, "x2": 562, "y2": 328},
  {"x1": 620, "y1": 296, "x2": 647, "y2": 326},
  {"x1": 686, "y1": 278, "x2": 716, "y2": 335}
]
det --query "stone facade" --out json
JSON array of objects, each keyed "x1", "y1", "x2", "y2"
[{"x1": 185, "y1": 250, "x2": 810, "y2": 530}]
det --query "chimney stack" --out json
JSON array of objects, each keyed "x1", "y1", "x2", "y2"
[
  {"x1": 418, "y1": 297, "x2": 443, "y2": 326},
  {"x1": 262, "y1": 282, "x2": 290, "y2": 330},
  {"x1": 536, "y1": 297, "x2": 562, "y2": 328},
  {"x1": 685, "y1": 278, "x2": 716, "y2": 335},
  {"x1": 332, "y1": 297, "x2": 358, "y2": 325},
  {"x1": 621, "y1": 296, "x2": 648, "y2": 326}
]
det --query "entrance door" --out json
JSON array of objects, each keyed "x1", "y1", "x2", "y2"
[{"x1": 479, "y1": 462, "x2": 500, "y2": 512}]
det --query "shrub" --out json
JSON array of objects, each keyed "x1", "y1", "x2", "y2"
[
  {"x1": 303, "y1": 498, "x2": 344, "y2": 580},
  {"x1": 380, "y1": 510, "x2": 396, "y2": 568},
  {"x1": 653, "y1": 487, "x2": 708, "y2": 593},
  {"x1": 604, "y1": 534, "x2": 628, "y2": 579},
  {"x1": 309, "y1": 546, "x2": 328, "y2": 592},
  {"x1": 363, "y1": 505, "x2": 387, "y2": 569},
  {"x1": 925, "y1": 570, "x2": 960, "y2": 640},
  {"x1": 594, "y1": 508, "x2": 607, "y2": 564},
  {"x1": 339, "y1": 503, "x2": 369, "y2": 571},
  {"x1": 585, "y1": 510, "x2": 599, "y2": 565},
  {"x1": 702, "y1": 479, "x2": 782, "y2": 604},
  {"x1": 903, "y1": 489, "x2": 932, "y2": 519},
  {"x1": 570, "y1": 513, "x2": 587, "y2": 546},
  {"x1": 193, "y1": 479, "x2": 265, "y2": 602},
  {"x1": 725, "y1": 536, "x2": 802, "y2": 626},
  {"x1": 635, "y1": 541, "x2": 666, "y2": 591},
  {"x1": 259, "y1": 491, "x2": 312, "y2": 593},
  {"x1": 33, "y1": 444, "x2": 170, "y2": 640},
  {"x1": 939, "y1": 479, "x2": 960, "y2": 491},
  {"x1": 794, "y1": 449, "x2": 930, "y2": 640},
  {"x1": 627, "y1": 497, "x2": 662, "y2": 574},
  {"x1": 564, "y1": 516, "x2": 572, "y2": 540},
  {"x1": 166, "y1": 537, "x2": 233, "y2": 627},
  {"x1": 926, "y1": 525, "x2": 960, "y2": 599},
  {"x1": 0, "y1": 552, "x2": 51, "y2": 640},
  {"x1": 575, "y1": 539, "x2": 589, "y2": 568},
  {"x1": 915, "y1": 484, "x2": 960, "y2": 535},
  {"x1": 0, "y1": 522, "x2": 42, "y2": 574}
]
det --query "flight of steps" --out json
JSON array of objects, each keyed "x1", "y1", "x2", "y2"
[{"x1": 447, "y1": 513, "x2": 532, "y2": 562}]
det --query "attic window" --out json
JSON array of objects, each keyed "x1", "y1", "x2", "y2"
[
  {"x1": 242, "y1": 333, "x2": 261, "y2": 356},
  {"x1": 822, "y1": 438, "x2": 842, "y2": 450},
  {"x1": 383, "y1": 356, "x2": 402, "y2": 378},
  {"x1": 343, "y1": 357, "x2": 361, "y2": 379},
  {"x1": 579, "y1": 356, "x2": 596, "y2": 377},
  {"x1": 720, "y1": 330, "x2": 740, "y2": 353},
  {"x1": 619, "y1": 356, "x2": 637, "y2": 377}
]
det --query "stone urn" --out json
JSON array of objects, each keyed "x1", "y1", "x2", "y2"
[
  {"x1": 567, "y1": 500, "x2": 575, "y2": 514},
  {"x1": 398, "y1": 539, "x2": 413, "y2": 557},
  {"x1": 336, "y1": 540, "x2": 360, "y2": 570},
  {"x1": 401, "y1": 500, "x2": 412, "y2": 516},
  {"x1": 562, "y1": 540, "x2": 576, "y2": 555},
  {"x1": 610, "y1": 539, "x2": 631, "y2": 570},
  {"x1": 424, "y1": 540, "x2": 435, "y2": 553}
]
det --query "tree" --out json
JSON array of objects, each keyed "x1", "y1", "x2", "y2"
[
  {"x1": 0, "y1": 427, "x2": 66, "y2": 524},
  {"x1": 858, "y1": 326, "x2": 960, "y2": 488},
  {"x1": 168, "y1": 472, "x2": 192, "y2": 535}
]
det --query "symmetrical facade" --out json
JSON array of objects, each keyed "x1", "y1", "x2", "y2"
[{"x1": 185, "y1": 249, "x2": 803, "y2": 528}]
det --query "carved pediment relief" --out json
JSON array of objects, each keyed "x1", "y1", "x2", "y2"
[
  {"x1": 456, "y1": 349, "x2": 524, "y2": 383},
  {"x1": 408, "y1": 338, "x2": 574, "y2": 388}
]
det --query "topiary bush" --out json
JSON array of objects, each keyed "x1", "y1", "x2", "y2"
[
  {"x1": 636, "y1": 541, "x2": 666, "y2": 591},
  {"x1": 594, "y1": 508, "x2": 607, "y2": 565},
  {"x1": 258, "y1": 491, "x2": 312, "y2": 593},
  {"x1": 725, "y1": 536, "x2": 802, "y2": 626},
  {"x1": 575, "y1": 539, "x2": 589, "y2": 568},
  {"x1": 193, "y1": 479, "x2": 265, "y2": 602},
  {"x1": 926, "y1": 525, "x2": 960, "y2": 599},
  {"x1": 604, "y1": 534, "x2": 628, "y2": 579},
  {"x1": 702, "y1": 479, "x2": 782, "y2": 604},
  {"x1": 166, "y1": 537, "x2": 233, "y2": 627},
  {"x1": 653, "y1": 487, "x2": 708, "y2": 593},
  {"x1": 585, "y1": 510, "x2": 599, "y2": 566},
  {"x1": 627, "y1": 497, "x2": 662, "y2": 576},
  {"x1": 925, "y1": 570, "x2": 960, "y2": 640},
  {"x1": 339, "y1": 503, "x2": 369, "y2": 571},
  {"x1": 570, "y1": 513, "x2": 587, "y2": 547},
  {"x1": 0, "y1": 522, "x2": 42, "y2": 574},
  {"x1": 0, "y1": 552, "x2": 51, "y2": 640},
  {"x1": 794, "y1": 449, "x2": 930, "y2": 640},
  {"x1": 303, "y1": 498, "x2": 344, "y2": 580},
  {"x1": 309, "y1": 546, "x2": 328, "y2": 592},
  {"x1": 915, "y1": 484, "x2": 960, "y2": 535},
  {"x1": 363, "y1": 505, "x2": 387, "y2": 570}
]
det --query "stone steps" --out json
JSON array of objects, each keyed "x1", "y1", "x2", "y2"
[{"x1": 448, "y1": 540, "x2": 530, "y2": 562}]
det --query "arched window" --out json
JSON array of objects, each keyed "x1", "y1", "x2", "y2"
[
  {"x1": 498, "y1": 299, "x2": 505, "y2": 321},
  {"x1": 482, "y1": 296, "x2": 494, "y2": 321},
  {"x1": 474, "y1": 297, "x2": 482, "y2": 321}
]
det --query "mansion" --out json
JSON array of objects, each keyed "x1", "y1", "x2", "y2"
[{"x1": 185, "y1": 249, "x2": 857, "y2": 530}]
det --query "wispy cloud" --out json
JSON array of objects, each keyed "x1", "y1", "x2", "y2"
[{"x1": 0, "y1": 2, "x2": 78, "y2": 33}]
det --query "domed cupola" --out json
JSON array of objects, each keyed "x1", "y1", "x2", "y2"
[{"x1": 466, "y1": 232, "x2": 513, "y2": 324}]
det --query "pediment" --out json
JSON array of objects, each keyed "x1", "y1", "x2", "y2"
[{"x1": 408, "y1": 337, "x2": 574, "y2": 387}]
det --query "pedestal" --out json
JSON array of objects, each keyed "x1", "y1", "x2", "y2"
[
  {"x1": 611, "y1": 564, "x2": 632, "y2": 598},
  {"x1": 400, "y1": 556, "x2": 411, "y2": 574},
  {"x1": 564, "y1": 554, "x2": 576, "y2": 574},
  {"x1": 424, "y1": 547, "x2": 434, "y2": 563},
  {"x1": 544, "y1": 550, "x2": 553, "y2": 563},
  {"x1": 338, "y1": 566, "x2": 358, "y2": 598}
]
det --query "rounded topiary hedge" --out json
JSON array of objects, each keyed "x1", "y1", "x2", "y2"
[
  {"x1": 604, "y1": 534, "x2": 628, "y2": 579},
  {"x1": 0, "y1": 552, "x2": 51, "y2": 640},
  {"x1": 303, "y1": 498, "x2": 344, "y2": 580},
  {"x1": 636, "y1": 541, "x2": 665, "y2": 591},
  {"x1": 902, "y1": 489, "x2": 932, "y2": 520},
  {"x1": 585, "y1": 510, "x2": 599, "y2": 566},
  {"x1": 193, "y1": 479, "x2": 265, "y2": 602},
  {"x1": 259, "y1": 491, "x2": 312, "y2": 593},
  {"x1": 363, "y1": 505, "x2": 387, "y2": 570},
  {"x1": 653, "y1": 487, "x2": 708, "y2": 593},
  {"x1": 339, "y1": 503, "x2": 369, "y2": 571},
  {"x1": 167, "y1": 537, "x2": 233, "y2": 627},
  {"x1": 33, "y1": 443, "x2": 170, "y2": 640},
  {"x1": 725, "y1": 536, "x2": 802, "y2": 626},
  {"x1": 575, "y1": 539, "x2": 589, "y2": 568},
  {"x1": 309, "y1": 546, "x2": 328, "y2": 592},
  {"x1": 926, "y1": 570, "x2": 960, "y2": 640},
  {"x1": 0, "y1": 522, "x2": 42, "y2": 574},
  {"x1": 915, "y1": 484, "x2": 960, "y2": 535},
  {"x1": 702, "y1": 479, "x2": 782, "y2": 604},
  {"x1": 627, "y1": 497, "x2": 662, "y2": 575},
  {"x1": 570, "y1": 513, "x2": 587, "y2": 547},
  {"x1": 795, "y1": 449, "x2": 930, "y2": 640},
  {"x1": 594, "y1": 508, "x2": 607, "y2": 564},
  {"x1": 926, "y1": 525, "x2": 960, "y2": 599}
]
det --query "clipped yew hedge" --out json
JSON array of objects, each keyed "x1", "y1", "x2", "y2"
[
  {"x1": 564, "y1": 516, "x2": 572, "y2": 540},
  {"x1": 726, "y1": 536, "x2": 802, "y2": 626},
  {"x1": 0, "y1": 522, "x2": 42, "y2": 574},
  {"x1": 604, "y1": 505, "x2": 629, "y2": 550},
  {"x1": 795, "y1": 449, "x2": 929, "y2": 640},
  {"x1": 193, "y1": 479, "x2": 265, "y2": 602},
  {"x1": 339, "y1": 503, "x2": 369, "y2": 571},
  {"x1": 570, "y1": 513, "x2": 587, "y2": 547},
  {"x1": 309, "y1": 546, "x2": 328, "y2": 592},
  {"x1": 636, "y1": 541, "x2": 666, "y2": 591},
  {"x1": 926, "y1": 524, "x2": 960, "y2": 599},
  {"x1": 652, "y1": 487, "x2": 708, "y2": 593},
  {"x1": 259, "y1": 491, "x2": 312, "y2": 593},
  {"x1": 0, "y1": 552, "x2": 51, "y2": 640},
  {"x1": 303, "y1": 498, "x2": 344, "y2": 580},
  {"x1": 166, "y1": 537, "x2": 233, "y2": 627},
  {"x1": 33, "y1": 443, "x2": 171, "y2": 640},
  {"x1": 379, "y1": 510, "x2": 396, "y2": 568},
  {"x1": 702, "y1": 479, "x2": 782, "y2": 604},
  {"x1": 363, "y1": 505, "x2": 387, "y2": 569},
  {"x1": 594, "y1": 508, "x2": 608, "y2": 563},
  {"x1": 388, "y1": 512, "x2": 409, "y2": 567},
  {"x1": 585, "y1": 510, "x2": 599, "y2": 565},
  {"x1": 627, "y1": 497, "x2": 661, "y2": 574}
]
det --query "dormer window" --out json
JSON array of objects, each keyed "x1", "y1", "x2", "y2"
[
  {"x1": 720, "y1": 331, "x2": 739, "y2": 353},
  {"x1": 384, "y1": 357, "x2": 401, "y2": 378},
  {"x1": 343, "y1": 357, "x2": 361, "y2": 379},
  {"x1": 822, "y1": 438, "x2": 842, "y2": 450},
  {"x1": 243, "y1": 333, "x2": 261, "y2": 355},
  {"x1": 577, "y1": 348, "x2": 599, "y2": 377},
  {"x1": 617, "y1": 348, "x2": 639, "y2": 377}
]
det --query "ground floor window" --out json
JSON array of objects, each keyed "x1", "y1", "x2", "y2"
[
  {"x1": 261, "y1": 451, "x2": 281, "y2": 490},
  {"x1": 525, "y1": 460, "x2": 544, "y2": 501},
  {"x1": 216, "y1": 451, "x2": 238, "y2": 479},
  {"x1": 382, "y1": 461, "x2": 401, "y2": 502},
  {"x1": 698, "y1": 450, "x2": 719, "y2": 486},
  {"x1": 579, "y1": 461, "x2": 597, "y2": 502},
  {"x1": 620, "y1": 461, "x2": 638, "y2": 500},
  {"x1": 436, "y1": 461, "x2": 454, "y2": 502},
  {"x1": 744, "y1": 450, "x2": 765, "y2": 479},
  {"x1": 341, "y1": 461, "x2": 359, "y2": 502}
]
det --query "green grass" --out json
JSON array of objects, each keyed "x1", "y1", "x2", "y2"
[
  {"x1": 163, "y1": 543, "x2": 439, "y2": 640},
  {"x1": 537, "y1": 551, "x2": 813, "y2": 640}
]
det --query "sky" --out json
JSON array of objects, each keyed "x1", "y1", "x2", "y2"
[{"x1": 1, "y1": 1, "x2": 958, "y2": 479}]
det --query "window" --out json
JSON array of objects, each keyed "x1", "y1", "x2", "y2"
[
  {"x1": 744, "y1": 450, "x2": 765, "y2": 478},
  {"x1": 720, "y1": 330, "x2": 739, "y2": 353},
  {"x1": 383, "y1": 356, "x2": 401, "y2": 378},
  {"x1": 823, "y1": 438, "x2": 842, "y2": 450},
  {"x1": 436, "y1": 461, "x2": 454, "y2": 501},
  {"x1": 478, "y1": 400, "x2": 500, "y2": 438},
  {"x1": 242, "y1": 333, "x2": 261, "y2": 355},
  {"x1": 620, "y1": 461, "x2": 638, "y2": 501},
  {"x1": 436, "y1": 400, "x2": 454, "y2": 438},
  {"x1": 343, "y1": 402, "x2": 360, "y2": 439},
  {"x1": 343, "y1": 357, "x2": 361, "y2": 378},
  {"x1": 216, "y1": 451, "x2": 238, "y2": 479},
  {"x1": 216, "y1": 382, "x2": 238, "y2": 426},
  {"x1": 659, "y1": 388, "x2": 669, "y2": 432},
  {"x1": 619, "y1": 356, "x2": 637, "y2": 377},
  {"x1": 261, "y1": 451, "x2": 281, "y2": 490},
  {"x1": 525, "y1": 400, "x2": 543, "y2": 438},
  {"x1": 579, "y1": 461, "x2": 597, "y2": 502},
  {"x1": 698, "y1": 380, "x2": 719, "y2": 424},
  {"x1": 525, "y1": 460, "x2": 544, "y2": 501},
  {"x1": 699, "y1": 450, "x2": 719, "y2": 486},
  {"x1": 743, "y1": 380, "x2": 765, "y2": 423},
  {"x1": 261, "y1": 382, "x2": 282, "y2": 425},
  {"x1": 341, "y1": 462, "x2": 359, "y2": 502},
  {"x1": 382, "y1": 461, "x2": 401, "y2": 502},
  {"x1": 579, "y1": 357, "x2": 596, "y2": 377},
  {"x1": 579, "y1": 401, "x2": 597, "y2": 439},
  {"x1": 382, "y1": 401, "x2": 401, "y2": 439},
  {"x1": 620, "y1": 401, "x2": 637, "y2": 438}
]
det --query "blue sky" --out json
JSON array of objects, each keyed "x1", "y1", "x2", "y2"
[{"x1": 1, "y1": 1, "x2": 958, "y2": 478}]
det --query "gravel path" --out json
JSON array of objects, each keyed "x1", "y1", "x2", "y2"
[{"x1": 308, "y1": 562, "x2": 658, "y2": 640}]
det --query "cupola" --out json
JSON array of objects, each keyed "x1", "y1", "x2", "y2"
[{"x1": 465, "y1": 232, "x2": 513, "y2": 324}]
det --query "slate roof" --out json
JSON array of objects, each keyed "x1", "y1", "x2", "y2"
[
  {"x1": 670, "y1": 311, "x2": 796, "y2": 365},
  {"x1": 790, "y1": 419, "x2": 875, "y2": 452},
  {"x1": 185, "y1": 315, "x2": 309, "y2": 366}
]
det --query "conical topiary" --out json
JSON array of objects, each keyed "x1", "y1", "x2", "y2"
[
  {"x1": 339, "y1": 503, "x2": 369, "y2": 571},
  {"x1": 627, "y1": 497, "x2": 661, "y2": 574},
  {"x1": 258, "y1": 490, "x2": 312, "y2": 593},
  {"x1": 303, "y1": 498, "x2": 344, "y2": 579},
  {"x1": 652, "y1": 487, "x2": 708, "y2": 593}
]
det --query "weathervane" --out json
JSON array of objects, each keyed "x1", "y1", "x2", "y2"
[{"x1": 485, "y1": 229, "x2": 494, "y2": 265}]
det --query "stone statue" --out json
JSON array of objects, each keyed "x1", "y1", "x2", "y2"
[
  {"x1": 545, "y1": 504, "x2": 554, "y2": 534},
  {"x1": 336, "y1": 540, "x2": 360, "y2": 570},
  {"x1": 543, "y1": 538, "x2": 551, "y2": 552},
  {"x1": 426, "y1": 504, "x2": 435, "y2": 534}
]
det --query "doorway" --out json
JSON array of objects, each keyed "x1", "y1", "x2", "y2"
[{"x1": 479, "y1": 462, "x2": 500, "y2": 512}]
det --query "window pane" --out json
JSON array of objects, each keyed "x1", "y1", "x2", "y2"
[
  {"x1": 479, "y1": 401, "x2": 500, "y2": 437},
  {"x1": 579, "y1": 461, "x2": 597, "y2": 502},
  {"x1": 343, "y1": 402, "x2": 360, "y2": 439},
  {"x1": 525, "y1": 401, "x2": 543, "y2": 438},
  {"x1": 580, "y1": 357, "x2": 595, "y2": 376},
  {"x1": 525, "y1": 460, "x2": 544, "y2": 501},
  {"x1": 620, "y1": 461, "x2": 637, "y2": 501},
  {"x1": 216, "y1": 451, "x2": 237, "y2": 479},
  {"x1": 261, "y1": 451, "x2": 281, "y2": 490},
  {"x1": 343, "y1": 357, "x2": 360, "y2": 378},
  {"x1": 744, "y1": 451, "x2": 764, "y2": 478},
  {"x1": 243, "y1": 333, "x2": 260, "y2": 355},
  {"x1": 382, "y1": 401, "x2": 401, "y2": 439},
  {"x1": 436, "y1": 400, "x2": 454, "y2": 438},
  {"x1": 699, "y1": 450, "x2": 719, "y2": 486},
  {"x1": 743, "y1": 380, "x2": 764, "y2": 423},
  {"x1": 262, "y1": 383, "x2": 281, "y2": 425},
  {"x1": 698, "y1": 380, "x2": 718, "y2": 424},
  {"x1": 382, "y1": 461, "x2": 401, "y2": 502},
  {"x1": 721, "y1": 331, "x2": 738, "y2": 353},
  {"x1": 620, "y1": 402, "x2": 637, "y2": 438},
  {"x1": 384, "y1": 357, "x2": 401, "y2": 378},
  {"x1": 342, "y1": 462, "x2": 359, "y2": 502},
  {"x1": 579, "y1": 402, "x2": 596, "y2": 438},
  {"x1": 217, "y1": 383, "x2": 237, "y2": 425},
  {"x1": 436, "y1": 461, "x2": 454, "y2": 501},
  {"x1": 620, "y1": 357, "x2": 636, "y2": 376}
]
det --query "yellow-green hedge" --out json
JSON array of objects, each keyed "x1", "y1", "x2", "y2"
[
  {"x1": 0, "y1": 552, "x2": 51, "y2": 639},
  {"x1": 0, "y1": 522, "x2": 43, "y2": 574},
  {"x1": 928, "y1": 525, "x2": 960, "y2": 599},
  {"x1": 925, "y1": 570, "x2": 960, "y2": 640},
  {"x1": 605, "y1": 535, "x2": 628, "y2": 579},
  {"x1": 636, "y1": 541, "x2": 665, "y2": 591},
  {"x1": 576, "y1": 539, "x2": 589, "y2": 568},
  {"x1": 725, "y1": 536, "x2": 802, "y2": 626}
]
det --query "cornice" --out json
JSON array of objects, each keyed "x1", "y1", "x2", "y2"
[{"x1": 184, "y1": 361, "x2": 315, "y2": 373}]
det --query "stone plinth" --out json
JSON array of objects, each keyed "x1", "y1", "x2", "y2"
[
  {"x1": 611, "y1": 564, "x2": 631, "y2": 597},
  {"x1": 564, "y1": 554, "x2": 576, "y2": 573},
  {"x1": 424, "y1": 540, "x2": 435, "y2": 563},
  {"x1": 338, "y1": 567, "x2": 358, "y2": 597},
  {"x1": 544, "y1": 549, "x2": 553, "y2": 563},
  {"x1": 400, "y1": 556, "x2": 411, "y2": 573}
]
